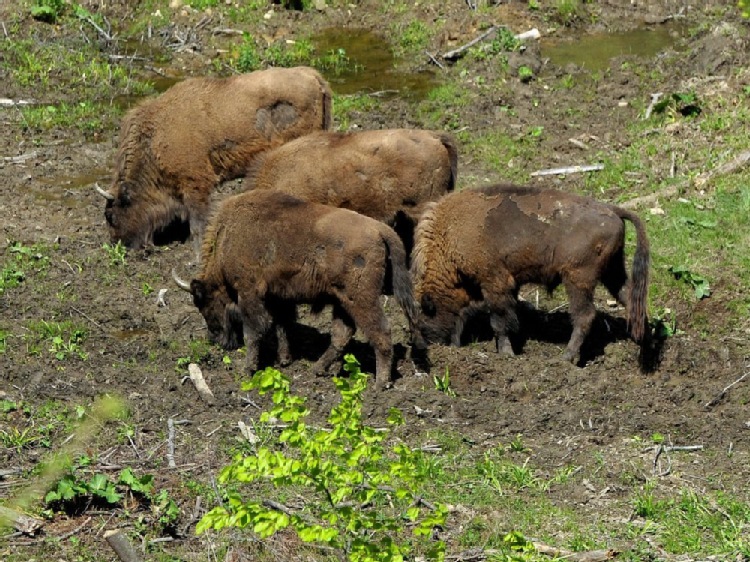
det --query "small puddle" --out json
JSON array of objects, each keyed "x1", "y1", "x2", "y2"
[
  {"x1": 541, "y1": 23, "x2": 685, "y2": 72},
  {"x1": 34, "y1": 168, "x2": 111, "y2": 207},
  {"x1": 111, "y1": 328, "x2": 151, "y2": 341},
  {"x1": 313, "y1": 27, "x2": 440, "y2": 99}
]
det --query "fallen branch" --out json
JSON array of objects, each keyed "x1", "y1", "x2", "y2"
[
  {"x1": 105, "y1": 529, "x2": 143, "y2": 562},
  {"x1": 3, "y1": 151, "x2": 38, "y2": 164},
  {"x1": 443, "y1": 26, "x2": 499, "y2": 61},
  {"x1": 58, "y1": 516, "x2": 91, "y2": 540},
  {"x1": 621, "y1": 149, "x2": 750, "y2": 209},
  {"x1": 694, "y1": 149, "x2": 750, "y2": 189},
  {"x1": 0, "y1": 505, "x2": 44, "y2": 535},
  {"x1": 705, "y1": 371, "x2": 749, "y2": 409},
  {"x1": 0, "y1": 98, "x2": 37, "y2": 107},
  {"x1": 212, "y1": 27, "x2": 245, "y2": 36},
  {"x1": 425, "y1": 50, "x2": 445, "y2": 70},
  {"x1": 188, "y1": 363, "x2": 215, "y2": 404},
  {"x1": 78, "y1": 13, "x2": 114, "y2": 43},
  {"x1": 530, "y1": 163, "x2": 604, "y2": 177},
  {"x1": 166, "y1": 418, "x2": 177, "y2": 468}
]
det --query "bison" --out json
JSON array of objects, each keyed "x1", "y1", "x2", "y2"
[
  {"x1": 98, "y1": 66, "x2": 332, "y2": 249},
  {"x1": 173, "y1": 190, "x2": 423, "y2": 388},
  {"x1": 411, "y1": 184, "x2": 650, "y2": 363},
  {"x1": 242, "y1": 128, "x2": 458, "y2": 256}
]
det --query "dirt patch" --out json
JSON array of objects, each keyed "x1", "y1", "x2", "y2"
[{"x1": 1, "y1": 1, "x2": 750, "y2": 560}]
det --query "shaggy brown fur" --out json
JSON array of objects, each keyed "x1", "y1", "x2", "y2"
[
  {"x1": 102, "y1": 67, "x2": 332, "y2": 249},
  {"x1": 183, "y1": 190, "x2": 423, "y2": 388},
  {"x1": 411, "y1": 184, "x2": 650, "y2": 363},
  {"x1": 242, "y1": 128, "x2": 458, "y2": 255}
]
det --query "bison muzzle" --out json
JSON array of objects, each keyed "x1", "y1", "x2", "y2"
[
  {"x1": 411, "y1": 184, "x2": 650, "y2": 363},
  {"x1": 175, "y1": 190, "x2": 424, "y2": 389}
]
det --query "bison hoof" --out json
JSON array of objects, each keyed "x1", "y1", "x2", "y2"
[{"x1": 560, "y1": 350, "x2": 577, "y2": 364}]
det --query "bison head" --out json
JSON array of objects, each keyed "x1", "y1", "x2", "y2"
[
  {"x1": 99, "y1": 181, "x2": 150, "y2": 249},
  {"x1": 173, "y1": 270, "x2": 244, "y2": 350},
  {"x1": 417, "y1": 292, "x2": 455, "y2": 345}
]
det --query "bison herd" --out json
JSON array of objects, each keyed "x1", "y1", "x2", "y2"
[{"x1": 97, "y1": 66, "x2": 651, "y2": 389}]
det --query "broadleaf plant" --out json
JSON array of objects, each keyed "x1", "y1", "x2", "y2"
[{"x1": 197, "y1": 355, "x2": 447, "y2": 561}]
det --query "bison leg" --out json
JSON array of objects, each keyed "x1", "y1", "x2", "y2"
[
  {"x1": 562, "y1": 282, "x2": 597, "y2": 363},
  {"x1": 339, "y1": 298, "x2": 394, "y2": 389},
  {"x1": 490, "y1": 311, "x2": 516, "y2": 355},
  {"x1": 312, "y1": 306, "x2": 354, "y2": 377},
  {"x1": 238, "y1": 297, "x2": 273, "y2": 374}
]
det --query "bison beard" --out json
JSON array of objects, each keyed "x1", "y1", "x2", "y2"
[
  {"x1": 100, "y1": 67, "x2": 333, "y2": 250},
  {"x1": 176, "y1": 190, "x2": 423, "y2": 389},
  {"x1": 411, "y1": 184, "x2": 651, "y2": 364}
]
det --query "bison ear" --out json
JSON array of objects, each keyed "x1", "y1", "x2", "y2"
[
  {"x1": 191, "y1": 279, "x2": 207, "y2": 305},
  {"x1": 421, "y1": 293, "x2": 436, "y2": 317}
]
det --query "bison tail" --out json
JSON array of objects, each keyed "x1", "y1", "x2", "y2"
[
  {"x1": 380, "y1": 226, "x2": 424, "y2": 349},
  {"x1": 315, "y1": 71, "x2": 334, "y2": 131},
  {"x1": 438, "y1": 133, "x2": 459, "y2": 192},
  {"x1": 617, "y1": 208, "x2": 651, "y2": 344}
]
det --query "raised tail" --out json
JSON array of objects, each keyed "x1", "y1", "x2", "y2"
[
  {"x1": 379, "y1": 224, "x2": 425, "y2": 350},
  {"x1": 614, "y1": 207, "x2": 651, "y2": 343}
]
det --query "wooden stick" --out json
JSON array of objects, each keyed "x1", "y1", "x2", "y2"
[
  {"x1": 443, "y1": 26, "x2": 499, "y2": 61},
  {"x1": 705, "y1": 371, "x2": 749, "y2": 409},
  {"x1": 166, "y1": 418, "x2": 177, "y2": 468},
  {"x1": 104, "y1": 529, "x2": 143, "y2": 562},
  {"x1": 530, "y1": 164, "x2": 604, "y2": 177},
  {"x1": 188, "y1": 363, "x2": 216, "y2": 405},
  {"x1": 425, "y1": 50, "x2": 445, "y2": 70},
  {"x1": 621, "y1": 149, "x2": 750, "y2": 209}
]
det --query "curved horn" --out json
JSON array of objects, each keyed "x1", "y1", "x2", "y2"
[
  {"x1": 95, "y1": 182, "x2": 115, "y2": 201},
  {"x1": 171, "y1": 268, "x2": 192, "y2": 293}
]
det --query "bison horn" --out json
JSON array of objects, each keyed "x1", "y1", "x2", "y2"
[
  {"x1": 95, "y1": 183, "x2": 115, "y2": 201},
  {"x1": 171, "y1": 268, "x2": 192, "y2": 292}
]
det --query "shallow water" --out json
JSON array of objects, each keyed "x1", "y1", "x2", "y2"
[{"x1": 541, "y1": 24, "x2": 685, "y2": 72}]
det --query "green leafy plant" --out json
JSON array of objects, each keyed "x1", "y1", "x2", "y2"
[
  {"x1": 30, "y1": 0, "x2": 65, "y2": 23},
  {"x1": 518, "y1": 65, "x2": 534, "y2": 83},
  {"x1": 102, "y1": 241, "x2": 126, "y2": 266},
  {"x1": 668, "y1": 265, "x2": 711, "y2": 299},
  {"x1": 0, "y1": 241, "x2": 49, "y2": 296},
  {"x1": 651, "y1": 308, "x2": 684, "y2": 338},
  {"x1": 652, "y1": 92, "x2": 702, "y2": 118},
  {"x1": 433, "y1": 367, "x2": 456, "y2": 397},
  {"x1": 175, "y1": 338, "x2": 214, "y2": 372},
  {"x1": 25, "y1": 320, "x2": 88, "y2": 361},
  {"x1": 197, "y1": 355, "x2": 447, "y2": 561},
  {"x1": 45, "y1": 467, "x2": 163, "y2": 515}
]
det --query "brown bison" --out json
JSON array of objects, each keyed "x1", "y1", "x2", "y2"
[
  {"x1": 99, "y1": 66, "x2": 332, "y2": 249},
  {"x1": 411, "y1": 184, "x2": 650, "y2": 363},
  {"x1": 173, "y1": 190, "x2": 423, "y2": 388},
  {"x1": 242, "y1": 128, "x2": 458, "y2": 255}
]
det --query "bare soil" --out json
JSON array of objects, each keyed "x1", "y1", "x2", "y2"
[{"x1": 1, "y1": 1, "x2": 750, "y2": 560}]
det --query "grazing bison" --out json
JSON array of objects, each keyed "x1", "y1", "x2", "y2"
[
  {"x1": 173, "y1": 190, "x2": 423, "y2": 388},
  {"x1": 99, "y1": 66, "x2": 332, "y2": 249},
  {"x1": 411, "y1": 184, "x2": 650, "y2": 363},
  {"x1": 242, "y1": 128, "x2": 458, "y2": 255}
]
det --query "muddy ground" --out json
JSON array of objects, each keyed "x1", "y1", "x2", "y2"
[{"x1": 1, "y1": 0, "x2": 750, "y2": 560}]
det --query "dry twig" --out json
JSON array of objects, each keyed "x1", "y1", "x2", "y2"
[
  {"x1": 443, "y1": 26, "x2": 499, "y2": 61},
  {"x1": 705, "y1": 371, "x2": 749, "y2": 409},
  {"x1": 531, "y1": 164, "x2": 604, "y2": 177}
]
